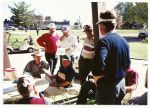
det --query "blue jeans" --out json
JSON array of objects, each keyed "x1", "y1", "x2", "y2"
[{"x1": 95, "y1": 78, "x2": 125, "y2": 105}]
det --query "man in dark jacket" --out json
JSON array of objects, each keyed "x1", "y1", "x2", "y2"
[{"x1": 92, "y1": 10, "x2": 131, "y2": 104}]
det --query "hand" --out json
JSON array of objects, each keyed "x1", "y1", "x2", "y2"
[
  {"x1": 43, "y1": 69, "x2": 53, "y2": 80},
  {"x1": 93, "y1": 75, "x2": 105, "y2": 86},
  {"x1": 65, "y1": 48, "x2": 70, "y2": 52},
  {"x1": 49, "y1": 81, "x2": 57, "y2": 87}
]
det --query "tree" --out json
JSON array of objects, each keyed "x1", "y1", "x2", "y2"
[
  {"x1": 9, "y1": 1, "x2": 34, "y2": 27},
  {"x1": 115, "y1": 2, "x2": 148, "y2": 27}
]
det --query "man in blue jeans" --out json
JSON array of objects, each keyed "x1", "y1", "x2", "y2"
[{"x1": 92, "y1": 10, "x2": 131, "y2": 104}]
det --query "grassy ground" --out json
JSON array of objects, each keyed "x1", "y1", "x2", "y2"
[{"x1": 5, "y1": 29, "x2": 148, "y2": 60}]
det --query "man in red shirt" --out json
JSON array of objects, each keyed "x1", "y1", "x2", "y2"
[{"x1": 37, "y1": 23, "x2": 60, "y2": 75}]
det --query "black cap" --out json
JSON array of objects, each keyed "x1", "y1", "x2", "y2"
[
  {"x1": 61, "y1": 55, "x2": 71, "y2": 62},
  {"x1": 83, "y1": 25, "x2": 92, "y2": 32}
]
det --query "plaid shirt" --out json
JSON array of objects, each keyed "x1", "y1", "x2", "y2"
[{"x1": 24, "y1": 60, "x2": 49, "y2": 78}]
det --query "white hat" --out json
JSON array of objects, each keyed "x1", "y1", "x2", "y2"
[
  {"x1": 61, "y1": 26, "x2": 70, "y2": 32},
  {"x1": 31, "y1": 49, "x2": 43, "y2": 57},
  {"x1": 96, "y1": 18, "x2": 116, "y2": 25},
  {"x1": 48, "y1": 23, "x2": 56, "y2": 29}
]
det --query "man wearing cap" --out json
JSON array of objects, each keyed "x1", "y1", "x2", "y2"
[
  {"x1": 45, "y1": 55, "x2": 76, "y2": 88},
  {"x1": 24, "y1": 49, "x2": 49, "y2": 78},
  {"x1": 92, "y1": 11, "x2": 130, "y2": 104},
  {"x1": 16, "y1": 77, "x2": 51, "y2": 104},
  {"x1": 78, "y1": 24, "x2": 95, "y2": 86},
  {"x1": 59, "y1": 26, "x2": 78, "y2": 65},
  {"x1": 37, "y1": 23, "x2": 60, "y2": 75}
]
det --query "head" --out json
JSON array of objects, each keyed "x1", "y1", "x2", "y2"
[
  {"x1": 31, "y1": 49, "x2": 43, "y2": 63},
  {"x1": 83, "y1": 25, "x2": 93, "y2": 38},
  {"x1": 61, "y1": 26, "x2": 70, "y2": 37},
  {"x1": 17, "y1": 77, "x2": 36, "y2": 97},
  {"x1": 96, "y1": 10, "x2": 117, "y2": 35},
  {"x1": 48, "y1": 23, "x2": 56, "y2": 34},
  {"x1": 61, "y1": 55, "x2": 72, "y2": 68}
]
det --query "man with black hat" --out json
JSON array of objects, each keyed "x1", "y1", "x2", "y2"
[
  {"x1": 78, "y1": 24, "x2": 95, "y2": 86},
  {"x1": 45, "y1": 55, "x2": 76, "y2": 88},
  {"x1": 92, "y1": 10, "x2": 130, "y2": 104}
]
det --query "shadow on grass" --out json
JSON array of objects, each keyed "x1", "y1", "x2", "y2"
[{"x1": 123, "y1": 36, "x2": 143, "y2": 42}]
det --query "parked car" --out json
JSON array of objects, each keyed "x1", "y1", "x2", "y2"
[
  {"x1": 18, "y1": 26, "x2": 25, "y2": 30},
  {"x1": 5, "y1": 26, "x2": 18, "y2": 31},
  {"x1": 5, "y1": 31, "x2": 34, "y2": 54},
  {"x1": 138, "y1": 27, "x2": 148, "y2": 39}
]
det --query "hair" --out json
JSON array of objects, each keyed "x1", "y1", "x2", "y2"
[
  {"x1": 17, "y1": 77, "x2": 33, "y2": 97},
  {"x1": 100, "y1": 11, "x2": 117, "y2": 32}
]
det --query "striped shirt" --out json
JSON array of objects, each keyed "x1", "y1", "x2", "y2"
[{"x1": 81, "y1": 37, "x2": 95, "y2": 59}]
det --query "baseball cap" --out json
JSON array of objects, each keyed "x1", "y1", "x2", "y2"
[
  {"x1": 83, "y1": 25, "x2": 92, "y2": 32},
  {"x1": 61, "y1": 26, "x2": 70, "y2": 32},
  {"x1": 48, "y1": 23, "x2": 56, "y2": 29},
  {"x1": 61, "y1": 55, "x2": 71, "y2": 62}
]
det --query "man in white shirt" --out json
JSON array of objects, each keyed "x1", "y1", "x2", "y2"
[{"x1": 59, "y1": 26, "x2": 78, "y2": 65}]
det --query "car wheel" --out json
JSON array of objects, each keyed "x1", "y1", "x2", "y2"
[
  {"x1": 7, "y1": 49, "x2": 12, "y2": 54},
  {"x1": 27, "y1": 48, "x2": 34, "y2": 53}
]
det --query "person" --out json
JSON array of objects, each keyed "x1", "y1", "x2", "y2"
[
  {"x1": 76, "y1": 75, "x2": 96, "y2": 104},
  {"x1": 24, "y1": 35, "x2": 34, "y2": 45},
  {"x1": 36, "y1": 24, "x2": 40, "y2": 36},
  {"x1": 23, "y1": 49, "x2": 50, "y2": 78},
  {"x1": 45, "y1": 55, "x2": 76, "y2": 88},
  {"x1": 37, "y1": 23, "x2": 60, "y2": 75},
  {"x1": 44, "y1": 55, "x2": 76, "y2": 96},
  {"x1": 78, "y1": 24, "x2": 95, "y2": 86},
  {"x1": 92, "y1": 10, "x2": 131, "y2": 104},
  {"x1": 127, "y1": 68, "x2": 147, "y2": 105},
  {"x1": 76, "y1": 67, "x2": 139, "y2": 104},
  {"x1": 125, "y1": 67, "x2": 139, "y2": 93},
  {"x1": 59, "y1": 26, "x2": 78, "y2": 65},
  {"x1": 16, "y1": 77, "x2": 51, "y2": 104}
]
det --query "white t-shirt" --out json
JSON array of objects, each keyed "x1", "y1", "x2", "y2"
[{"x1": 60, "y1": 34, "x2": 78, "y2": 55}]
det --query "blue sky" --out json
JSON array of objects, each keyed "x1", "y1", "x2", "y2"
[{"x1": 2, "y1": 0, "x2": 118, "y2": 25}]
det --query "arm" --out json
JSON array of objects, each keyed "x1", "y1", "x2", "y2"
[
  {"x1": 23, "y1": 62, "x2": 32, "y2": 74},
  {"x1": 36, "y1": 35, "x2": 47, "y2": 48},
  {"x1": 125, "y1": 84, "x2": 137, "y2": 93},
  {"x1": 43, "y1": 69, "x2": 56, "y2": 80},
  {"x1": 92, "y1": 45, "x2": 108, "y2": 85},
  {"x1": 57, "y1": 81, "x2": 71, "y2": 87},
  {"x1": 66, "y1": 36, "x2": 78, "y2": 52},
  {"x1": 59, "y1": 35, "x2": 65, "y2": 41}
]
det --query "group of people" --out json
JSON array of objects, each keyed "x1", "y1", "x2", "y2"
[{"x1": 16, "y1": 10, "x2": 139, "y2": 105}]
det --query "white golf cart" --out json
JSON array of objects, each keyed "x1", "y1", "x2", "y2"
[{"x1": 5, "y1": 31, "x2": 34, "y2": 54}]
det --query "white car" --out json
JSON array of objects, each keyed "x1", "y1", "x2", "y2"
[
  {"x1": 138, "y1": 28, "x2": 148, "y2": 39},
  {"x1": 5, "y1": 26, "x2": 18, "y2": 31}
]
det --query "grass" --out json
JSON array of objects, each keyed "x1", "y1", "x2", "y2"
[{"x1": 5, "y1": 29, "x2": 148, "y2": 60}]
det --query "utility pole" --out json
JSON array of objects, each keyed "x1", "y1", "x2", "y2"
[{"x1": 91, "y1": 2, "x2": 99, "y2": 47}]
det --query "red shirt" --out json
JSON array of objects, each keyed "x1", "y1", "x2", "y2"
[
  {"x1": 37, "y1": 33, "x2": 60, "y2": 53},
  {"x1": 125, "y1": 67, "x2": 139, "y2": 86}
]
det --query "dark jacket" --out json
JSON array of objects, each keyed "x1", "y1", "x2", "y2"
[{"x1": 92, "y1": 32, "x2": 130, "y2": 84}]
